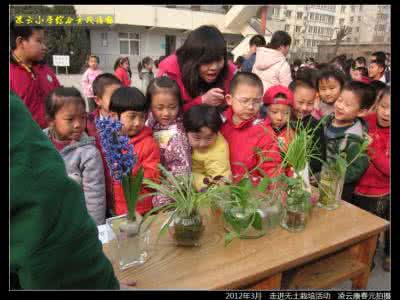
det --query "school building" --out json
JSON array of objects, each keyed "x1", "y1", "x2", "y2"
[{"x1": 74, "y1": 5, "x2": 269, "y2": 72}]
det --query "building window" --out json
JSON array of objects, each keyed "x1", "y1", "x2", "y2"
[
  {"x1": 339, "y1": 18, "x2": 344, "y2": 26},
  {"x1": 341, "y1": 5, "x2": 346, "y2": 13},
  {"x1": 286, "y1": 10, "x2": 292, "y2": 17},
  {"x1": 308, "y1": 26, "x2": 312, "y2": 33},
  {"x1": 314, "y1": 26, "x2": 318, "y2": 33},
  {"x1": 191, "y1": 5, "x2": 201, "y2": 11},
  {"x1": 310, "y1": 13, "x2": 314, "y2": 20},
  {"x1": 319, "y1": 14, "x2": 323, "y2": 22},
  {"x1": 285, "y1": 24, "x2": 290, "y2": 32},
  {"x1": 350, "y1": 16, "x2": 354, "y2": 22},
  {"x1": 356, "y1": 27, "x2": 359, "y2": 33},
  {"x1": 351, "y1": 5, "x2": 355, "y2": 12},
  {"x1": 295, "y1": 26, "x2": 301, "y2": 33},
  {"x1": 297, "y1": 12, "x2": 303, "y2": 19},
  {"x1": 359, "y1": 5, "x2": 362, "y2": 11},
  {"x1": 101, "y1": 32, "x2": 108, "y2": 47},
  {"x1": 119, "y1": 32, "x2": 140, "y2": 56},
  {"x1": 358, "y1": 16, "x2": 361, "y2": 22}
]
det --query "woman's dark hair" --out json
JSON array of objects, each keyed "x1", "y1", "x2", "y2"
[
  {"x1": 176, "y1": 25, "x2": 228, "y2": 98},
  {"x1": 344, "y1": 58, "x2": 354, "y2": 79},
  {"x1": 46, "y1": 87, "x2": 85, "y2": 120},
  {"x1": 113, "y1": 57, "x2": 132, "y2": 78},
  {"x1": 10, "y1": 20, "x2": 44, "y2": 51},
  {"x1": 137, "y1": 56, "x2": 153, "y2": 79},
  {"x1": 92, "y1": 73, "x2": 121, "y2": 98},
  {"x1": 183, "y1": 104, "x2": 223, "y2": 133},
  {"x1": 369, "y1": 80, "x2": 387, "y2": 98},
  {"x1": 317, "y1": 66, "x2": 346, "y2": 90},
  {"x1": 147, "y1": 76, "x2": 183, "y2": 108},
  {"x1": 267, "y1": 31, "x2": 291, "y2": 49},
  {"x1": 109, "y1": 87, "x2": 148, "y2": 115}
]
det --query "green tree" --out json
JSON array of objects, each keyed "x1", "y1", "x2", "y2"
[{"x1": 10, "y1": 5, "x2": 90, "y2": 74}]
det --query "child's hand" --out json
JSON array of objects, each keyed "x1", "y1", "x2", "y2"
[
  {"x1": 202, "y1": 88, "x2": 225, "y2": 106},
  {"x1": 119, "y1": 278, "x2": 137, "y2": 290}
]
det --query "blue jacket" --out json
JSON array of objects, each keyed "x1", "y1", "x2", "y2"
[{"x1": 241, "y1": 53, "x2": 257, "y2": 72}]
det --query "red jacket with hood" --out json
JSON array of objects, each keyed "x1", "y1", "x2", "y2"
[
  {"x1": 355, "y1": 113, "x2": 390, "y2": 197},
  {"x1": 113, "y1": 127, "x2": 161, "y2": 216},
  {"x1": 10, "y1": 61, "x2": 60, "y2": 128},
  {"x1": 114, "y1": 67, "x2": 131, "y2": 87},
  {"x1": 157, "y1": 54, "x2": 237, "y2": 112},
  {"x1": 221, "y1": 108, "x2": 282, "y2": 184}
]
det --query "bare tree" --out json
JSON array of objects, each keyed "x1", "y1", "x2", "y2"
[{"x1": 332, "y1": 26, "x2": 352, "y2": 56}]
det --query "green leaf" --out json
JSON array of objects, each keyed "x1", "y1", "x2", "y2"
[
  {"x1": 257, "y1": 176, "x2": 271, "y2": 193},
  {"x1": 252, "y1": 211, "x2": 263, "y2": 230}
]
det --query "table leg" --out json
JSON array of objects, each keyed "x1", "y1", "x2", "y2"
[
  {"x1": 349, "y1": 234, "x2": 378, "y2": 289},
  {"x1": 249, "y1": 273, "x2": 282, "y2": 290}
]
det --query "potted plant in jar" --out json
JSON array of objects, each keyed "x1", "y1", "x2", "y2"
[
  {"x1": 318, "y1": 136, "x2": 369, "y2": 210},
  {"x1": 96, "y1": 117, "x2": 148, "y2": 271},
  {"x1": 142, "y1": 165, "x2": 223, "y2": 247},
  {"x1": 279, "y1": 120, "x2": 321, "y2": 232}
]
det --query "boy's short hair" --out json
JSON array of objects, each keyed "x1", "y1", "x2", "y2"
[
  {"x1": 371, "y1": 51, "x2": 386, "y2": 69},
  {"x1": 109, "y1": 87, "x2": 148, "y2": 114},
  {"x1": 10, "y1": 20, "x2": 44, "y2": 50},
  {"x1": 92, "y1": 73, "x2": 121, "y2": 98},
  {"x1": 229, "y1": 72, "x2": 263, "y2": 96},
  {"x1": 317, "y1": 66, "x2": 346, "y2": 90},
  {"x1": 183, "y1": 104, "x2": 222, "y2": 133},
  {"x1": 342, "y1": 81, "x2": 376, "y2": 110},
  {"x1": 249, "y1": 35, "x2": 266, "y2": 47},
  {"x1": 289, "y1": 79, "x2": 317, "y2": 94}
]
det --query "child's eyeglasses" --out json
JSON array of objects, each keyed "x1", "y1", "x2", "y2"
[{"x1": 234, "y1": 97, "x2": 263, "y2": 108}]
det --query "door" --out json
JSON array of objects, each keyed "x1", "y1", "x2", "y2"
[{"x1": 165, "y1": 35, "x2": 176, "y2": 56}]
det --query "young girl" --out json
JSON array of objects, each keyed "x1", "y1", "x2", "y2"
[
  {"x1": 146, "y1": 77, "x2": 192, "y2": 206},
  {"x1": 138, "y1": 56, "x2": 155, "y2": 94},
  {"x1": 43, "y1": 87, "x2": 106, "y2": 225},
  {"x1": 81, "y1": 55, "x2": 103, "y2": 112},
  {"x1": 353, "y1": 87, "x2": 390, "y2": 271},
  {"x1": 113, "y1": 57, "x2": 132, "y2": 87},
  {"x1": 317, "y1": 66, "x2": 346, "y2": 116},
  {"x1": 109, "y1": 87, "x2": 161, "y2": 216},
  {"x1": 183, "y1": 104, "x2": 231, "y2": 191}
]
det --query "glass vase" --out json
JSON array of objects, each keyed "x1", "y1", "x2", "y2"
[
  {"x1": 106, "y1": 213, "x2": 150, "y2": 271},
  {"x1": 318, "y1": 164, "x2": 345, "y2": 210},
  {"x1": 168, "y1": 211, "x2": 204, "y2": 247},
  {"x1": 280, "y1": 204, "x2": 309, "y2": 232}
]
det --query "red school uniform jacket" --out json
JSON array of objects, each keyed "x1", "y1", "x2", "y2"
[
  {"x1": 86, "y1": 109, "x2": 115, "y2": 213},
  {"x1": 220, "y1": 108, "x2": 283, "y2": 184},
  {"x1": 114, "y1": 67, "x2": 131, "y2": 87},
  {"x1": 9, "y1": 61, "x2": 60, "y2": 129},
  {"x1": 157, "y1": 54, "x2": 237, "y2": 112},
  {"x1": 113, "y1": 127, "x2": 161, "y2": 216},
  {"x1": 355, "y1": 113, "x2": 390, "y2": 197}
]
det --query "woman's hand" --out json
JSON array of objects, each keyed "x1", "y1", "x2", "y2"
[
  {"x1": 119, "y1": 278, "x2": 137, "y2": 290},
  {"x1": 201, "y1": 88, "x2": 225, "y2": 106}
]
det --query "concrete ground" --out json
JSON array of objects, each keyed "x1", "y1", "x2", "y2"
[{"x1": 58, "y1": 73, "x2": 390, "y2": 290}]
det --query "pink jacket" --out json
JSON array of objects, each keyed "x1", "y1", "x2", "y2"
[
  {"x1": 81, "y1": 68, "x2": 103, "y2": 98},
  {"x1": 157, "y1": 54, "x2": 237, "y2": 112},
  {"x1": 252, "y1": 48, "x2": 292, "y2": 95}
]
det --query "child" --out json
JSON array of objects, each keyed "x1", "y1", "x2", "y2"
[
  {"x1": 145, "y1": 77, "x2": 192, "y2": 206},
  {"x1": 263, "y1": 85, "x2": 295, "y2": 153},
  {"x1": 138, "y1": 56, "x2": 155, "y2": 94},
  {"x1": 317, "y1": 66, "x2": 346, "y2": 116},
  {"x1": 113, "y1": 57, "x2": 132, "y2": 87},
  {"x1": 10, "y1": 21, "x2": 60, "y2": 129},
  {"x1": 183, "y1": 104, "x2": 232, "y2": 191},
  {"x1": 86, "y1": 73, "x2": 122, "y2": 216},
  {"x1": 81, "y1": 55, "x2": 103, "y2": 113},
  {"x1": 222, "y1": 72, "x2": 282, "y2": 184},
  {"x1": 322, "y1": 81, "x2": 376, "y2": 202},
  {"x1": 109, "y1": 87, "x2": 161, "y2": 216},
  {"x1": 289, "y1": 78, "x2": 324, "y2": 176},
  {"x1": 353, "y1": 87, "x2": 390, "y2": 271},
  {"x1": 43, "y1": 87, "x2": 106, "y2": 225}
]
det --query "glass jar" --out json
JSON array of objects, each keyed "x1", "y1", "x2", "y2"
[
  {"x1": 280, "y1": 204, "x2": 309, "y2": 232},
  {"x1": 106, "y1": 213, "x2": 150, "y2": 271},
  {"x1": 318, "y1": 164, "x2": 345, "y2": 210},
  {"x1": 223, "y1": 206, "x2": 267, "y2": 239},
  {"x1": 168, "y1": 212, "x2": 204, "y2": 247}
]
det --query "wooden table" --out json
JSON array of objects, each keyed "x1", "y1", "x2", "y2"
[{"x1": 102, "y1": 201, "x2": 389, "y2": 290}]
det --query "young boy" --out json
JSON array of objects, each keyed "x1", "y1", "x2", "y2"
[
  {"x1": 263, "y1": 85, "x2": 295, "y2": 153},
  {"x1": 109, "y1": 87, "x2": 161, "y2": 216},
  {"x1": 10, "y1": 21, "x2": 60, "y2": 129},
  {"x1": 317, "y1": 66, "x2": 346, "y2": 116},
  {"x1": 289, "y1": 78, "x2": 324, "y2": 176},
  {"x1": 86, "y1": 73, "x2": 122, "y2": 217},
  {"x1": 353, "y1": 87, "x2": 390, "y2": 271},
  {"x1": 221, "y1": 72, "x2": 282, "y2": 184},
  {"x1": 322, "y1": 81, "x2": 376, "y2": 202}
]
